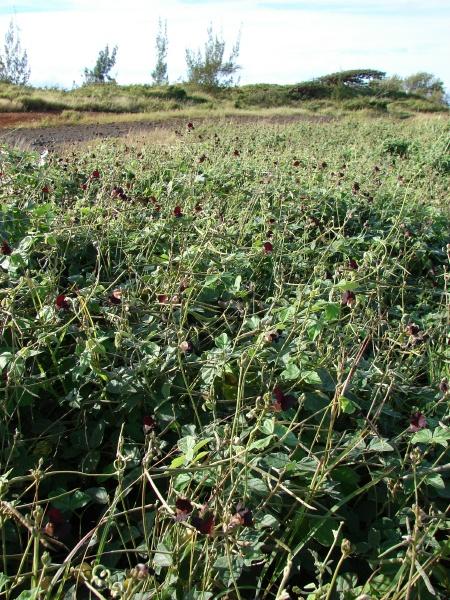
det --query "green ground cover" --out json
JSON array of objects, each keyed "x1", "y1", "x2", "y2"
[
  {"x1": 0, "y1": 115, "x2": 449, "y2": 599},
  {"x1": 0, "y1": 81, "x2": 447, "y2": 124}
]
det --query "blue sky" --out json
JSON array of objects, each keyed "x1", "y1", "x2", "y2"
[{"x1": 0, "y1": 0, "x2": 448, "y2": 89}]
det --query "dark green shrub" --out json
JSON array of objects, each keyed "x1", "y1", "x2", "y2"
[
  {"x1": 289, "y1": 82, "x2": 332, "y2": 100},
  {"x1": 20, "y1": 96, "x2": 67, "y2": 111},
  {"x1": 343, "y1": 97, "x2": 388, "y2": 111},
  {"x1": 234, "y1": 84, "x2": 292, "y2": 107},
  {"x1": 318, "y1": 68, "x2": 386, "y2": 86},
  {"x1": 165, "y1": 85, "x2": 187, "y2": 100},
  {"x1": 382, "y1": 139, "x2": 411, "y2": 157}
]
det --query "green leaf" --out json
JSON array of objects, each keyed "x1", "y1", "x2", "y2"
[
  {"x1": 154, "y1": 542, "x2": 172, "y2": 568},
  {"x1": 324, "y1": 302, "x2": 340, "y2": 321},
  {"x1": 16, "y1": 590, "x2": 39, "y2": 600},
  {"x1": 170, "y1": 455, "x2": 186, "y2": 469},
  {"x1": 249, "y1": 435, "x2": 274, "y2": 451},
  {"x1": 178, "y1": 435, "x2": 196, "y2": 461},
  {"x1": 185, "y1": 592, "x2": 214, "y2": 600},
  {"x1": 425, "y1": 473, "x2": 445, "y2": 490},
  {"x1": 274, "y1": 423, "x2": 298, "y2": 448},
  {"x1": 367, "y1": 438, "x2": 394, "y2": 452},
  {"x1": 260, "y1": 418, "x2": 275, "y2": 435},
  {"x1": 258, "y1": 514, "x2": 279, "y2": 529},
  {"x1": 88, "y1": 420, "x2": 105, "y2": 449},
  {"x1": 0, "y1": 352, "x2": 13, "y2": 370},
  {"x1": 192, "y1": 450, "x2": 209, "y2": 464},
  {"x1": 247, "y1": 478, "x2": 269, "y2": 495},
  {"x1": 213, "y1": 555, "x2": 244, "y2": 587},
  {"x1": 245, "y1": 315, "x2": 260, "y2": 330},
  {"x1": 85, "y1": 487, "x2": 109, "y2": 504},
  {"x1": 81, "y1": 450, "x2": 101, "y2": 473},
  {"x1": 262, "y1": 452, "x2": 291, "y2": 470},
  {"x1": 193, "y1": 438, "x2": 211, "y2": 454},
  {"x1": 302, "y1": 370, "x2": 322, "y2": 386},
  {"x1": 339, "y1": 396, "x2": 357, "y2": 414},
  {"x1": 313, "y1": 517, "x2": 340, "y2": 546},
  {"x1": 432, "y1": 426, "x2": 450, "y2": 447},
  {"x1": 215, "y1": 333, "x2": 230, "y2": 349},
  {"x1": 0, "y1": 574, "x2": 9, "y2": 593},
  {"x1": 336, "y1": 280, "x2": 358, "y2": 291},
  {"x1": 49, "y1": 488, "x2": 90, "y2": 511},
  {"x1": 412, "y1": 426, "x2": 449, "y2": 447},
  {"x1": 281, "y1": 363, "x2": 300, "y2": 381},
  {"x1": 411, "y1": 429, "x2": 433, "y2": 444}
]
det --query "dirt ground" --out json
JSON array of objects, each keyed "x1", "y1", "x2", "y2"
[{"x1": 0, "y1": 111, "x2": 332, "y2": 151}]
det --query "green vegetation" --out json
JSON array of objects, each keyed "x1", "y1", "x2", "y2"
[
  {"x1": 0, "y1": 74, "x2": 448, "y2": 126},
  {"x1": 0, "y1": 21, "x2": 30, "y2": 86},
  {"x1": 151, "y1": 19, "x2": 169, "y2": 86},
  {"x1": 185, "y1": 24, "x2": 241, "y2": 89},
  {"x1": 83, "y1": 45, "x2": 119, "y2": 86},
  {"x1": 0, "y1": 115, "x2": 449, "y2": 598}
]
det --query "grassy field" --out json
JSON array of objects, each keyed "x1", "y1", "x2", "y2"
[
  {"x1": 0, "y1": 114, "x2": 449, "y2": 599},
  {"x1": 0, "y1": 82, "x2": 448, "y2": 128}
]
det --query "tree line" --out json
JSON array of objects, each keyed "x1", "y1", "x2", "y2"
[
  {"x1": 84, "y1": 19, "x2": 241, "y2": 89},
  {"x1": 0, "y1": 19, "x2": 241, "y2": 90},
  {"x1": 0, "y1": 18, "x2": 446, "y2": 104}
]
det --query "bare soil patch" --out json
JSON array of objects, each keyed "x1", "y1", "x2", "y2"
[
  {"x1": 0, "y1": 111, "x2": 56, "y2": 128},
  {"x1": 0, "y1": 113, "x2": 332, "y2": 151}
]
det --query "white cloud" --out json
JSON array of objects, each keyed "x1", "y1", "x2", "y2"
[{"x1": 0, "y1": 0, "x2": 448, "y2": 89}]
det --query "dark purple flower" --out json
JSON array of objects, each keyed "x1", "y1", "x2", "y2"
[
  {"x1": 47, "y1": 507, "x2": 64, "y2": 525},
  {"x1": 405, "y1": 323, "x2": 420, "y2": 336},
  {"x1": 44, "y1": 507, "x2": 71, "y2": 542},
  {"x1": 272, "y1": 386, "x2": 296, "y2": 412},
  {"x1": 109, "y1": 289, "x2": 122, "y2": 305},
  {"x1": 175, "y1": 498, "x2": 193, "y2": 522},
  {"x1": 264, "y1": 330, "x2": 281, "y2": 344},
  {"x1": 234, "y1": 503, "x2": 253, "y2": 526},
  {"x1": 263, "y1": 241, "x2": 273, "y2": 254},
  {"x1": 192, "y1": 512, "x2": 215, "y2": 535},
  {"x1": 1, "y1": 240, "x2": 12, "y2": 255},
  {"x1": 179, "y1": 340, "x2": 193, "y2": 354},
  {"x1": 55, "y1": 294, "x2": 69, "y2": 310},
  {"x1": 341, "y1": 290, "x2": 356, "y2": 307},
  {"x1": 439, "y1": 378, "x2": 449, "y2": 395},
  {"x1": 143, "y1": 415, "x2": 156, "y2": 434},
  {"x1": 173, "y1": 206, "x2": 183, "y2": 218},
  {"x1": 111, "y1": 186, "x2": 128, "y2": 200},
  {"x1": 410, "y1": 412, "x2": 427, "y2": 432}
]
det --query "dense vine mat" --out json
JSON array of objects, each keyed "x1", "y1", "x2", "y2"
[{"x1": 0, "y1": 116, "x2": 449, "y2": 599}]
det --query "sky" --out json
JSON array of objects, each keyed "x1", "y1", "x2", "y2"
[{"x1": 0, "y1": 0, "x2": 449, "y2": 90}]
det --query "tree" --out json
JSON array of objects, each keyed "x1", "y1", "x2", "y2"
[
  {"x1": 373, "y1": 74, "x2": 404, "y2": 94},
  {"x1": 151, "y1": 18, "x2": 168, "y2": 85},
  {"x1": 185, "y1": 25, "x2": 241, "y2": 88},
  {"x1": 0, "y1": 20, "x2": 30, "y2": 85},
  {"x1": 317, "y1": 69, "x2": 386, "y2": 87},
  {"x1": 402, "y1": 72, "x2": 445, "y2": 102},
  {"x1": 84, "y1": 45, "x2": 118, "y2": 84}
]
